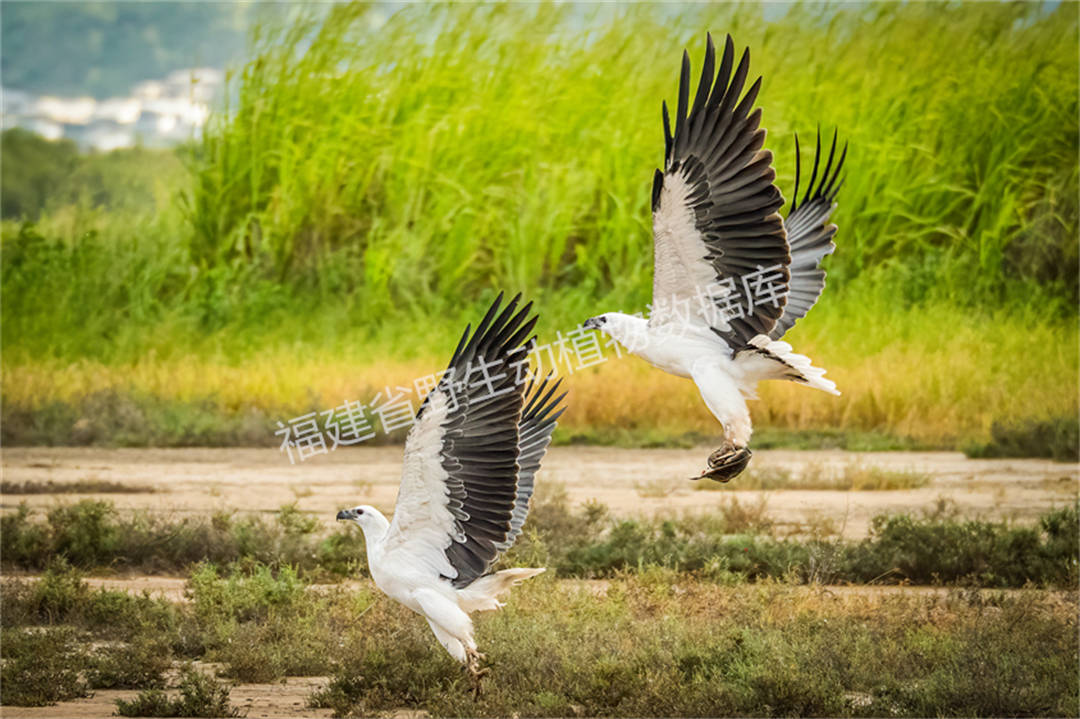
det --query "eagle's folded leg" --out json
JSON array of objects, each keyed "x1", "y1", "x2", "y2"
[
  {"x1": 693, "y1": 445, "x2": 752, "y2": 482},
  {"x1": 466, "y1": 648, "x2": 488, "y2": 698},
  {"x1": 688, "y1": 360, "x2": 752, "y2": 483}
]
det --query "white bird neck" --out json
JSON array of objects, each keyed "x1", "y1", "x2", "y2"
[
  {"x1": 600, "y1": 311, "x2": 721, "y2": 378},
  {"x1": 356, "y1": 508, "x2": 391, "y2": 562},
  {"x1": 600, "y1": 312, "x2": 649, "y2": 348}
]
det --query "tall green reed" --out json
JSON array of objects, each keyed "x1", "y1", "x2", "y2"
[{"x1": 185, "y1": 2, "x2": 1077, "y2": 314}]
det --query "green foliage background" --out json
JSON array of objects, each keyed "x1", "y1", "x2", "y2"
[
  {"x1": 187, "y1": 3, "x2": 1078, "y2": 309},
  {"x1": 1, "y1": 2, "x2": 1077, "y2": 447}
]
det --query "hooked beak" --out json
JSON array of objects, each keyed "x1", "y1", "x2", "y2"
[
  {"x1": 583, "y1": 317, "x2": 602, "y2": 331},
  {"x1": 336, "y1": 509, "x2": 356, "y2": 521}
]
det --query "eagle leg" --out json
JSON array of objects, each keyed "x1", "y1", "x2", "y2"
[{"x1": 466, "y1": 648, "x2": 489, "y2": 698}]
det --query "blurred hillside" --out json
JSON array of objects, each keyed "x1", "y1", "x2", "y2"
[
  {"x1": 1, "y1": 3, "x2": 249, "y2": 98},
  {"x1": 0, "y1": 3, "x2": 254, "y2": 149}
]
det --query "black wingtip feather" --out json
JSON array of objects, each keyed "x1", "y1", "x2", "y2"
[
  {"x1": 450, "y1": 323, "x2": 472, "y2": 367},
  {"x1": 791, "y1": 132, "x2": 802, "y2": 214},
  {"x1": 823, "y1": 141, "x2": 848, "y2": 199},
  {"x1": 523, "y1": 376, "x2": 565, "y2": 422},
  {"x1": 827, "y1": 173, "x2": 847, "y2": 203},
  {"x1": 477, "y1": 295, "x2": 520, "y2": 356},
  {"x1": 710, "y1": 34, "x2": 735, "y2": 108},
  {"x1": 486, "y1": 299, "x2": 533, "y2": 354},
  {"x1": 734, "y1": 75, "x2": 763, "y2": 120},
  {"x1": 503, "y1": 313, "x2": 539, "y2": 355},
  {"x1": 819, "y1": 129, "x2": 838, "y2": 198},
  {"x1": 462, "y1": 292, "x2": 505, "y2": 361},
  {"x1": 662, "y1": 101, "x2": 672, "y2": 164},
  {"x1": 791, "y1": 128, "x2": 847, "y2": 211},
  {"x1": 673, "y1": 50, "x2": 691, "y2": 158},
  {"x1": 801, "y1": 126, "x2": 822, "y2": 207},
  {"x1": 691, "y1": 34, "x2": 715, "y2": 119}
]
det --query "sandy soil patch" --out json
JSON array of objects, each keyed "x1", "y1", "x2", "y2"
[
  {"x1": 2, "y1": 447, "x2": 1076, "y2": 538},
  {"x1": 0, "y1": 675, "x2": 333, "y2": 719}
]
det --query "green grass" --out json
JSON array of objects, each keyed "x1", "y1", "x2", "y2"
[
  {"x1": 186, "y1": 3, "x2": 1078, "y2": 304},
  {"x1": 1, "y1": 560, "x2": 1075, "y2": 716},
  {"x1": 1, "y1": 2, "x2": 1077, "y2": 450}
]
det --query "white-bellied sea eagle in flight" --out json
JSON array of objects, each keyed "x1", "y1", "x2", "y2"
[
  {"x1": 584, "y1": 34, "x2": 845, "y2": 482},
  {"x1": 337, "y1": 293, "x2": 566, "y2": 693}
]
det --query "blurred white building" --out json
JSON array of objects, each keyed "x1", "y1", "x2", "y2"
[{"x1": 1, "y1": 67, "x2": 223, "y2": 150}]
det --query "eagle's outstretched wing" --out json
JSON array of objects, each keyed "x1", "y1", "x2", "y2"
[
  {"x1": 770, "y1": 129, "x2": 846, "y2": 340},
  {"x1": 650, "y1": 33, "x2": 789, "y2": 346},
  {"x1": 383, "y1": 294, "x2": 538, "y2": 588}
]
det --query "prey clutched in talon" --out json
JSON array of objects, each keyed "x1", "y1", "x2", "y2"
[
  {"x1": 466, "y1": 648, "x2": 489, "y2": 698},
  {"x1": 693, "y1": 445, "x2": 752, "y2": 482}
]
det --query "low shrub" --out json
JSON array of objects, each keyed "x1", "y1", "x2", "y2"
[
  {"x1": 3, "y1": 497, "x2": 1076, "y2": 588},
  {"x1": 844, "y1": 504, "x2": 1080, "y2": 587},
  {"x1": 0, "y1": 499, "x2": 365, "y2": 577},
  {"x1": 966, "y1": 415, "x2": 1080, "y2": 461},
  {"x1": 87, "y1": 636, "x2": 172, "y2": 689},
  {"x1": 0, "y1": 626, "x2": 90, "y2": 705},
  {"x1": 115, "y1": 665, "x2": 242, "y2": 717}
]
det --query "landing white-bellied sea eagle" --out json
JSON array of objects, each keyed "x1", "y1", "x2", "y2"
[
  {"x1": 584, "y1": 34, "x2": 845, "y2": 482},
  {"x1": 337, "y1": 293, "x2": 566, "y2": 693}
]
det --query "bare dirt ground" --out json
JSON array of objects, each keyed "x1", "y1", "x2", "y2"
[
  {"x1": 2, "y1": 446, "x2": 1076, "y2": 538},
  {"x1": 0, "y1": 673, "x2": 335, "y2": 719}
]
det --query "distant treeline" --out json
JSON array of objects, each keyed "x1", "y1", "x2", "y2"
[{"x1": 0, "y1": 129, "x2": 185, "y2": 219}]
